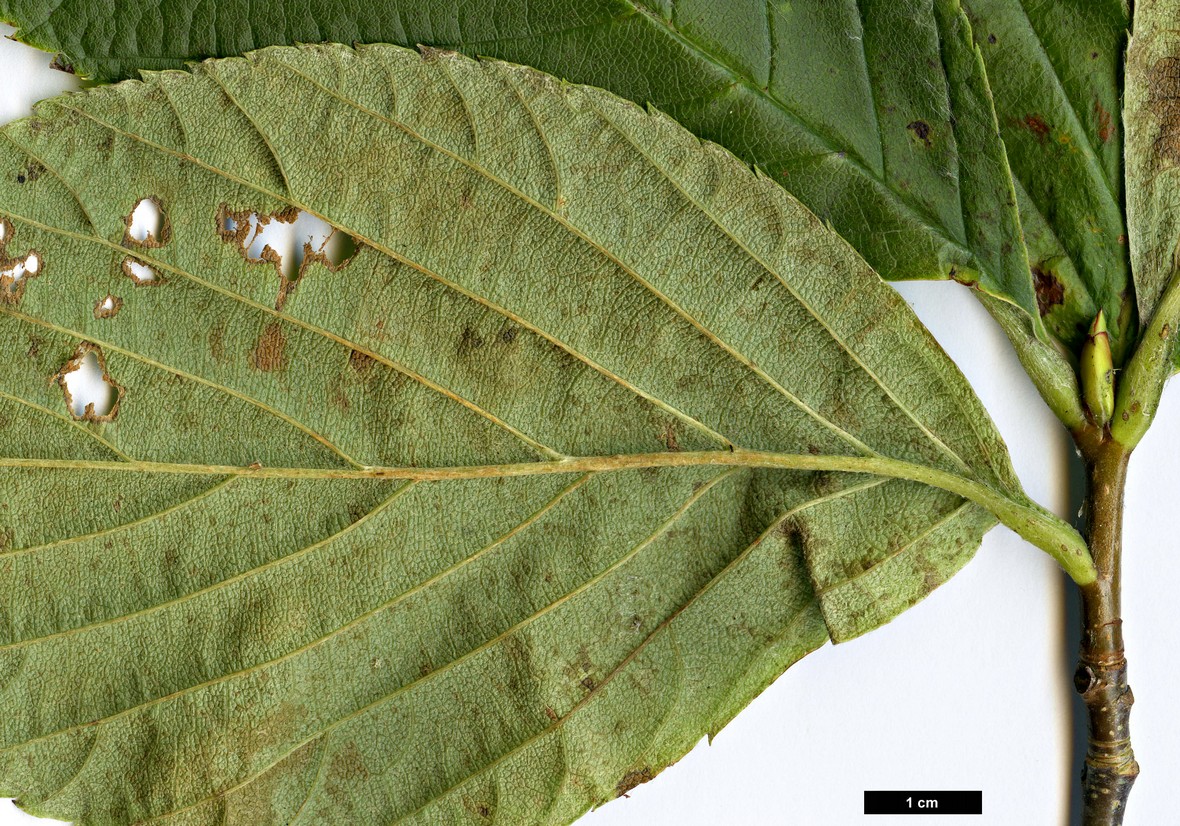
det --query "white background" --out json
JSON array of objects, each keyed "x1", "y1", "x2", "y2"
[{"x1": 1, "y1": 25, "x2": 1177, "y2": 825}]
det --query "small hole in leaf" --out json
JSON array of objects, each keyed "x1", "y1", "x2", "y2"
[
  {"x1": 122, "y1": 258, "x2": 161, "y2": 285},
  {"x1": 217, "y1": 205, "x2": 357, "y2": 310},
  {"x1": 1, "y1": 250, "x2": 39, "y2": 283},
  {"x1": 0, "y1": 218, "x2": 43, "y2": 304},
  {"x1": 126, "y1": 197, "x2": 169, "y2": 246},
  {"x1": 56, "y1": 344, "x2": 122, "y2": 422},
  {"x1": 93, "y1": 294, "x2": 123, "y2": 319}
]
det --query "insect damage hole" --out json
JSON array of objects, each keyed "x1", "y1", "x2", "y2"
[
  {"x1": 217, "y1": 205, "x2": 357, "y2": 311},
  {"x1": 122, "y1": 258, "x2": 161, "y2": 285},
  {"x1": 93, "y1": 295, "x2": 123, "y2": 319},
  {"x1": 55, "y1": 343, "x2": 123, "y2": 422},
  {"x1": 0, "y1": 218, "x2": 43, "y2": 304},
  {"x1": 124, "y1": 196, "x2": 170, "y2": 246}
]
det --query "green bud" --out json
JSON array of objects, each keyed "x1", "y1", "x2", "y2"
[{"x1": 1080, "y1": 310, "x2": 1115, "y2": 427}]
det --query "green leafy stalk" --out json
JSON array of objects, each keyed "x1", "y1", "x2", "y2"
[{"x1": 1111, "y1": 270, "x2": 1180, "y2": 447}]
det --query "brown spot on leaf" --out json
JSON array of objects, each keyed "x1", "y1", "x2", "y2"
[
  {"x1": 49, "y1": 54, "x2": 75, "y2": 74},
  {"x1": 659, "y1": 422, "x2": 682, "y2": 452},
  {"x1": 499, "y1": 325, "x2": 519, "y2": 344},
  {"x1": 906, "y1": 120, "x2": 933, "y2": 148},
  {"x1": 987, "y1": 33, "x2": 997, "y2": 44},
  {"x1": 1022, "y1": 114, "x2": 1052, "y2": 143},
  {"x1": 617, "y1": 767, "x2": 654, "y2": 797},
  {"x1": 249, "y1": 322, "x2": 288, "y2": 372},
  {"x1": 1031, "y1": 264, "x2": 1065, "y2": 316},
  {"x1": 1033, "y1": 264, "x2": 1071, "y2": 316},
  {"x1": 1094, "y1": 99, "x2": 1114, "y2": 143},
  {"x1": 457, "y1": 326, "x2": 485, "y2": 357},
  {"x1": 209, "y1": 322, "x2": 227, "y2": 362},
  {"x1": 348, "y1": 349, "x2": 376, "y2": 372}
]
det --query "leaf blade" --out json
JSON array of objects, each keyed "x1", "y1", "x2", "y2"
[{"x1": 0, "y1": 43, "x2": 1085, "y2": 825}]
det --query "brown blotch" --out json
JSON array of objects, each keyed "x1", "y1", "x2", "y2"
[
  {"x1": 1031, "y1": 264, "x2": 1065, "y2": 315},
  {"x1": 499, "y1": 325, "x2": 519, "y2": 344},
  {"x1": 987, "y1": 33, "x2": 997, "y2": 45},
  {"x1": 93, "y1": 295, "x2": 123, "y2": 319},
  {"x1": 208, "y1": 322, "x2": 228, "y2": 362},
  {"x1": 462, "y1": 798, "x2": 493, "y2": 820},
  {"x1": 0, "y1": 218, "x2": 43, "y2": 305},
  {"x1": 1022, "y1": 114, "x2": 1052, "y2": 144},
  {"x1": 659, "y1": 421, "x2": 682, "y2": 452},
  {"x1": 1094, "y1": 99, "x2": 1114, "y2": 143},
  {"x1": 348, "y1": 349, "x2": 376, "y2": 372},
  {"x1": 49, "y1": 54, "x2": 76, "y2": 74},
  {"x1": 906, "y1": 120, "x2": 933, "y2": 148},
  {"x1": 616, "y1": 767, "x2": 655, "y2": 798},
  {"x1": 15, "y1": 161, "x2": 44, "y2": 185},
  {"x1": 121, "y1": 195, "x2": 171, "y2": 248},
  {"x1": 53, "y1": 342, "x2": 124, "y2": 423},
  {"x1": 249, "y1": 322, "x2": 289, "y2": 372},
  {"x1": 457, "y1": 325, "x2": 485, "y2": 357}
]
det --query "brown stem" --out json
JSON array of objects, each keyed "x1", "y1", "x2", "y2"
[{"x1": 1073, "y1": 428, "x2": 1138, "y2": 825}]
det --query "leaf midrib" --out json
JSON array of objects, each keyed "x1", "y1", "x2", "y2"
[{"x1": 0, "y1": 446, "x2": 1077, "y2": 569}]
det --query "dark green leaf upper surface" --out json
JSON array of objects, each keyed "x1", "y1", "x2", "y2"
[
  {"x1": 963, "y1": 0, "x2": 1131, "y2": 357},
  {"x1": 0, "y1": 44, "x2": 1082, "y2": 824},
  {"x1": 0, "y1": 0, "x2": 1050, "y2": 335}
]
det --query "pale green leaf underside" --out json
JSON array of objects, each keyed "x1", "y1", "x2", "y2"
[
  {"x1": 1125, "y1": 0, "x2": 1180, "y2": 348},
  {"x1": 0, "y1": 44, "x2": 1080, "y2": 824}
]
